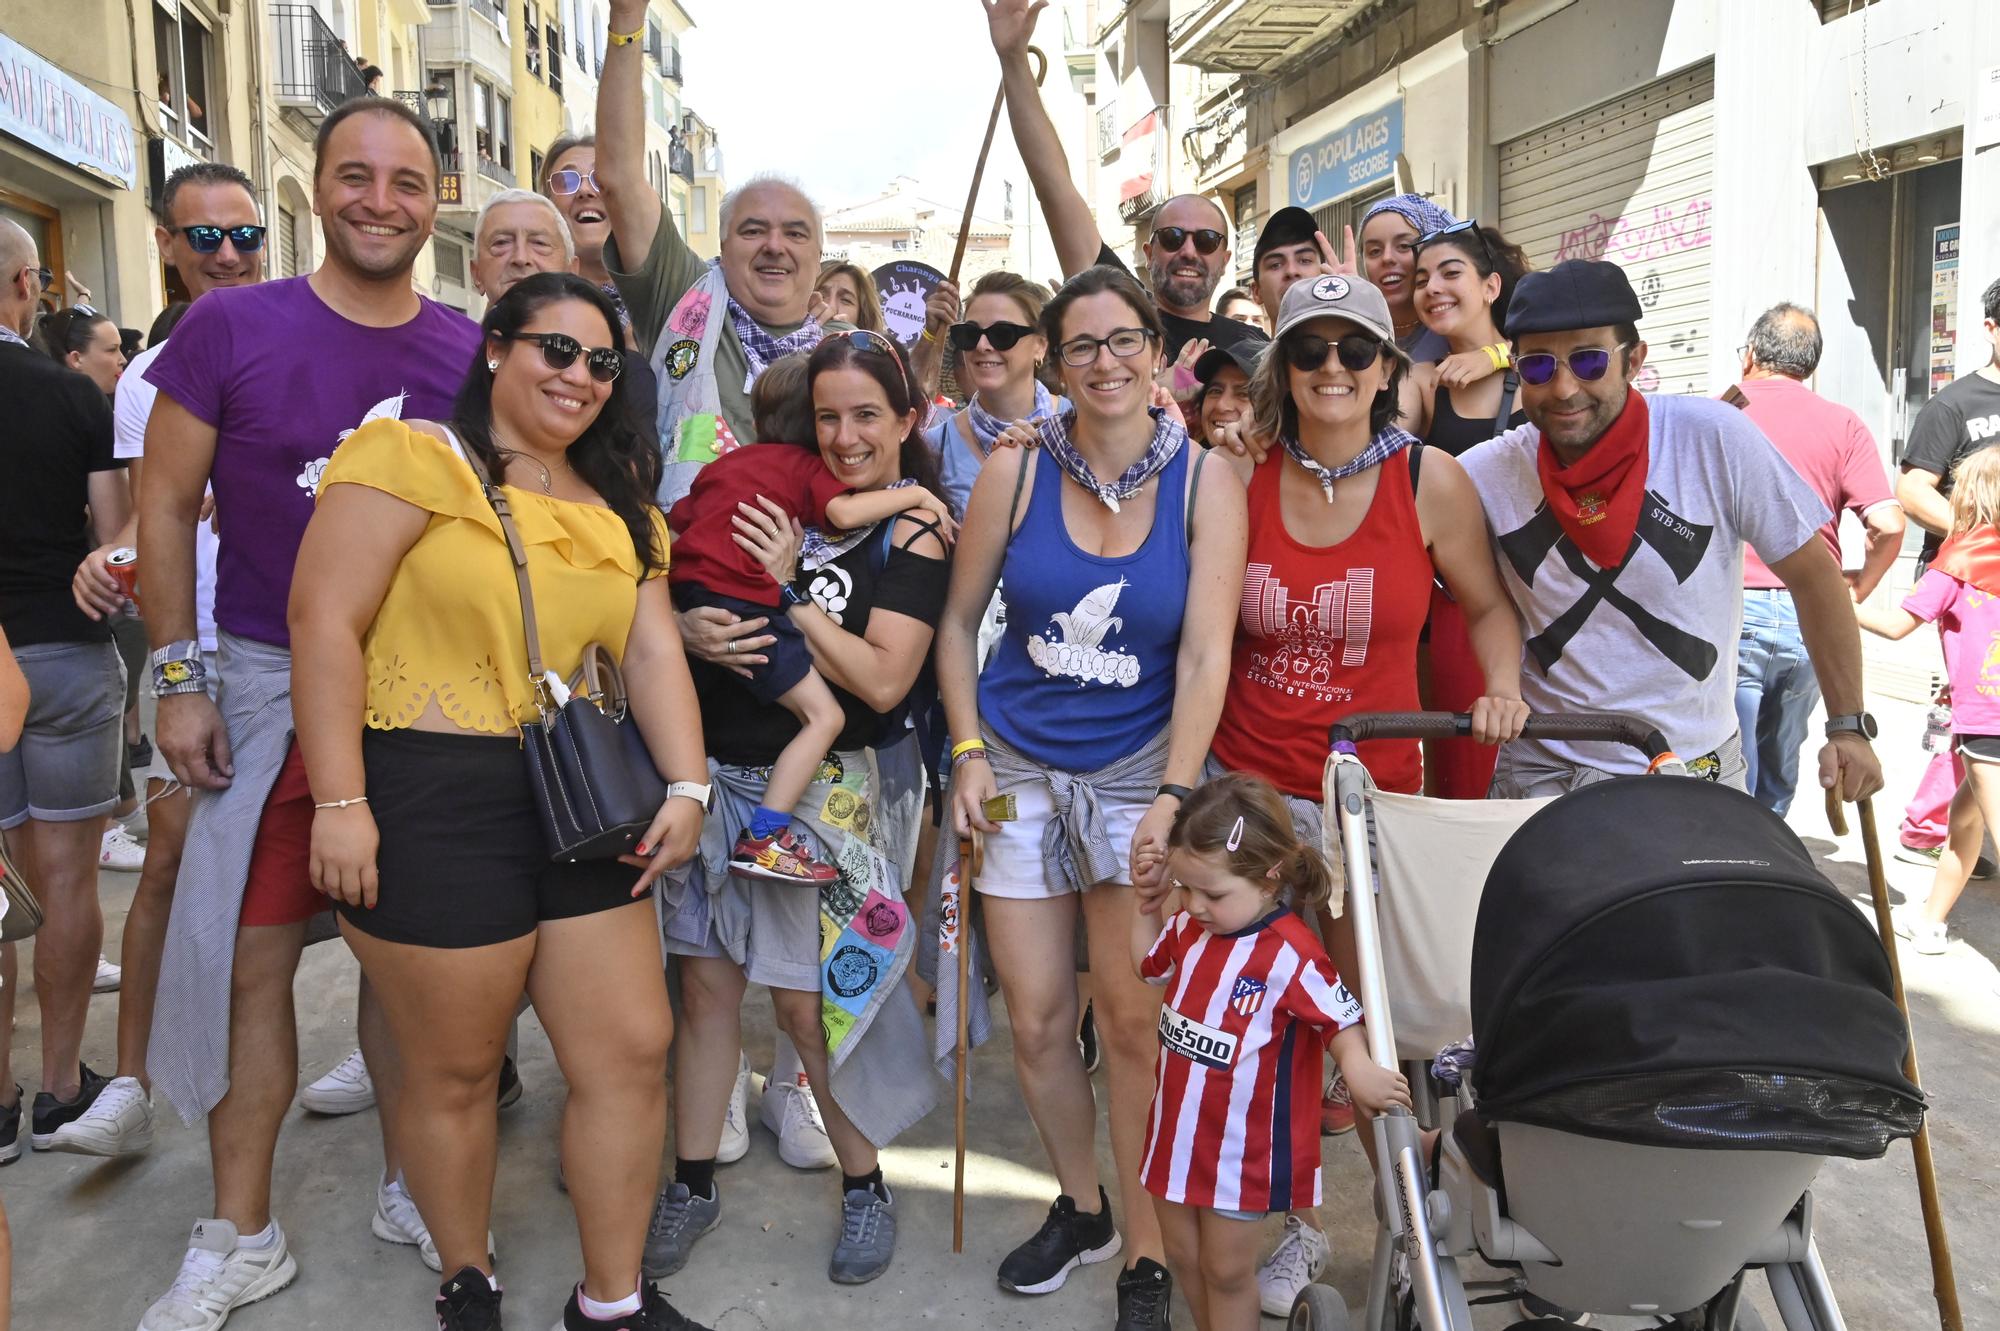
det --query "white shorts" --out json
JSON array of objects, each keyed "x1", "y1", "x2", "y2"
[{"x1": 975, "y1": 773, "x2": 1149, "y2": 899}]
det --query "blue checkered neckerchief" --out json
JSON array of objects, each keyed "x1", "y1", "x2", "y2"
[
  {"x1": 0, "y1": 325, "x2": 27, "y2": 348},
  {"x1": 727, "y1": 294, "x2": 822, "y2": 391},
  {"x1": 1039, "y1": 406, "x2": 1185, "y2": 513},
  {"x1": 1282, "y1": 425, "x2": 1417, "y2": 503},
  {"x1": 964, "y1": 380, "x2": 1058, "y2": 456},
  {"x1": 598, "y1": 281, "x2": 629, "y2": 330}
]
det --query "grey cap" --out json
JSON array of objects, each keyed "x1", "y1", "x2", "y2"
[{"x1": 1271, "y1": 273, "x2": 1406, "y2": 356}]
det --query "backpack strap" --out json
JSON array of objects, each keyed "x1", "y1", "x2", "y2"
[
  {"x1": 1492, "y1": 368, "x2": 1520, "y2": 433},
  {"x1": 1408, "y1": 440, "x2": 1424, "y2": 494}
]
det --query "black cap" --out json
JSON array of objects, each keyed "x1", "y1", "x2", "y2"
[
  {"x1": 1505, "y1": 259, "x2": 1644, "y2": 336},
  {"x1": 1193, "y1": 335, "x2": 1267, "y2": 386},
  {"x1": 1253, "y1": 206, "x2": 1319, "y2": 267}
]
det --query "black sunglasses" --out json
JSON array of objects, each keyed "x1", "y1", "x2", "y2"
[
  {"x1": 1414, "y1": 218, "x2": 1495, "y2": 272},
  {"x1": 1152, "y1": 226, "x2": 1226, "y2": 256},
  {"x1": 180, "y1": 225, "x2": 267, "y2": 254},
  {"x1": 1284, "y1": 330, "x2": 1385, "y2": 374},
  {"x1": 500, "y1": 331, "x2": 624, "y2": 382},
  {"x1": 1515, "y1": 345, "x2": 1629, "y2": 386},
  {"x1": 829, "y1": 327, "x2": 910, "y2": 377},
  {"x1": 948, "y1": 319, "x2": 1036, "y2": 353}
]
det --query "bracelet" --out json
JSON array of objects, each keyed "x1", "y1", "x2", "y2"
[
  {"x1": 950, "y1": 738, "x2": 986, "y2": 761},
  {"x1": 314, "y1": 796, "x2": 368, "y2": 810},
  {"x1": 951, "y1": 749, "x2": 988, "y2": 769},
  {"x1": 1156, "y1": 783, "x2": 1193, "y2": 804},
  {"x1": 1482, "y1": 342, "x2": 1511, "y2": 371},
  {"x1": 607, "y1": 25, "x2": 643, "y2": 45},
  {"x1": 920, "y1": 327, "x2": 938, "y2": 344}
]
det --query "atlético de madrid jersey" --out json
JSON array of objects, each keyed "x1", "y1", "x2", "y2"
[{"x1": 1139, "y1": 907, "x2": 1363, "y2": 1212}]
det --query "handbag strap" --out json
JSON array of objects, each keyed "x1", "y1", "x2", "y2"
[{"x1": 449, "y1": 427, "x2": 551, "y2": 707}]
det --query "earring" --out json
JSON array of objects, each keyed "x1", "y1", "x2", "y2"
[{"x1": 487, "y1": 360, "x2": 499, "y2": 372}]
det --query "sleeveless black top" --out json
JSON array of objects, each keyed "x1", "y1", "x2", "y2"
[{"x1": 1426, "y1": 381, "x2": 1528, "y2": 457}]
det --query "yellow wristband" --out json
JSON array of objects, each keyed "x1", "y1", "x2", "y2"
[
  {"x1": 1483, "y1": 342, "x2": 1511, "y2": 371},
  {"x1": 608, "y1": 25, "x2": 643, "y2": 45},
  {"x1": 920, "y1": 327, "x2": 938, "y2": 344},
  {"x1": 950, "y1": 738, "x2": 987, "y2": 761}
]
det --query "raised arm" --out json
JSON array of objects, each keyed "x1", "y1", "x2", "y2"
[
  {"x1": 597, "y1": 0, "x2": 664, "y2": 273},
  {"x1": 984, "y1": 0, "x2": 1103, "y2": 277}
]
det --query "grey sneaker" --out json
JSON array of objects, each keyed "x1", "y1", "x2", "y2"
[
  {"x1": 643, "y1": 1181, "x2": 720, "y2": 1279},
  {"x1": 829, "y1": 1184, "x2": 897, "y2": 1285}
]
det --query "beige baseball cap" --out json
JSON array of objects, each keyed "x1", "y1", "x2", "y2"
[{"x1": 1271, "y1": 272, "x2": 1407, "y2": 360}]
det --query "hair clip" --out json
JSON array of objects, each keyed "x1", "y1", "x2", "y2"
[{"x1": 1226, "y1": 815, "x2": 1245, "y2": 852}]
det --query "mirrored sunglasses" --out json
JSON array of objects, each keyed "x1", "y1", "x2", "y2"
[
  {"x1": 1515, "y1": 346, "x2": 1624, "y2": 386},
  {"x1": 181, "y1": 225, "x2": 267, "y2": 254}
]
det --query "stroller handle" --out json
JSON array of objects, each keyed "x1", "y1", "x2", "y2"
[{"x1": 1330, "y1": 710, "x2": 1674, "y2": 759}]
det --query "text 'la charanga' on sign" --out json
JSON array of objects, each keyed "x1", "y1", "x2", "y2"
[{"x1": 1289, "y1": 102, "x2": 1402, "y2": 212}]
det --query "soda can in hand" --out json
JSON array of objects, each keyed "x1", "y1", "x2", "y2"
[{"x1": 106, "y1": 547, "x2": 140, "y2": 608}]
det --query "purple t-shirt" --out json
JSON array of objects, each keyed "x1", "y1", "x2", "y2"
[
  {"x1": 1902, "y1": 568, "x2": 2000, "y2": 735},
  {"x1": 146, "y1": 277, "x2": 480, "y2": 647}
]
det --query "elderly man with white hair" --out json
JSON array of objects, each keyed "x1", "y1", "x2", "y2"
[{"x1": 470, "y1": 187, "x2": 579, "y2": 302}]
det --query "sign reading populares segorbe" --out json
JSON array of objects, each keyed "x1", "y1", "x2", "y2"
[{"x1": 0, "y1": 33, "x2": 138, "y2": 190}]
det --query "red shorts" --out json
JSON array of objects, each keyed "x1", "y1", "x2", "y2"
[{"x1": 237, "y1": 741, "x2": 326, "y2": 927}]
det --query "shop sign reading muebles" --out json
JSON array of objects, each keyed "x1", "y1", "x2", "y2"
[
  {"x1": 0, "y1": 34, "x2": 138, "y2": 190},
  {"x1": 1289, "y1": 102, "x2": 1402, "y2": 211}
]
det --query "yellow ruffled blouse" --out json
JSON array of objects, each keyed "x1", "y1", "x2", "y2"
[{"x1": 319, "y1": 419, "x2": 669, "y2": 734}]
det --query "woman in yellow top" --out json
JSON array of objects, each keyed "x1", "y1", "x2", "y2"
[{"x1": 290, "y1": 273, "x2": 711, "y2": 1331}]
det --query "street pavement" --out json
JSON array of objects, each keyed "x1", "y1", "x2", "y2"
[{"x1": 2, "y1": 690, "x2": 1996, "y2": 1330}]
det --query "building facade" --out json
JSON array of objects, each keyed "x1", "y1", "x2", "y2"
[{"x1": 822, "y1": 176, "x2": 1014, "y2": 290}]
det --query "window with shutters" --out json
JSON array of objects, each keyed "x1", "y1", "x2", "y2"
[{"x1": 278, "y1": 204, "x2": 298, "y2": 277}]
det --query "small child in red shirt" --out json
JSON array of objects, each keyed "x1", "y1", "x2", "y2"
[
  {"x1": 1131, "y1": 773, "x2": 1410, "y2": 1330},
  {"x1": 668, "y1": 354, "x2": 952, "y2": 883}
]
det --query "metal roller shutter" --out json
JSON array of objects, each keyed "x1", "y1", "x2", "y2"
[
  {"x1": 1499, "y1": 64, "x2": 1714, "y2": 395},
  {"x1": 278, "y1": 204, "x2": 299, "y2": 279}
]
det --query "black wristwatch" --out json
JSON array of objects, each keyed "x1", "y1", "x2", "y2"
[
  {"x1": 780, "y1": 583, "x2": 809, "y2": 609},
  {"x1": 1824, "y1": 712, "x2": 1878, "y2": 742}
]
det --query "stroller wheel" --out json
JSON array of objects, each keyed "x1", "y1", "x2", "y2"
[{"x1": 1288, "y1": 1284, "x2": 1352, "y2": 1331}]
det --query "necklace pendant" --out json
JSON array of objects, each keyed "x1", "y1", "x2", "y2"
[
  {"x1": 1100, "y1": 490, "x2": 1122, "y2": 514},
  {"x1": 1318, "y1": 477, "x2": 1336, "y2": 504}
]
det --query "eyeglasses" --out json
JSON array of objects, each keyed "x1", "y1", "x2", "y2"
[
  {"x1": 1057, "y1": 326, "x2": 1157, "y2": 368},
  {"x1": 948, "y1": 319, "x2": 1036, "y2": 353},
  {"x1": 499, "y1": 331, "x2": 624, "y2": 382},
  {"x1": 1151, "y1": 226, "x2": 1226, "y2": 257},
  {"x1": 33, "y1": 266, "x2": 52, "y2": 290},
  {"x1": 1284, "y1": 330, "x2": 1384, "y2": 374},
  {"x1": 180, "y1": 225, "x2": 267, "y2": 254},
  {"x1": 829, "y1": 327, "x2": 910, "y2": 377},
  {"x1": 547, "y1": 168, "x2": 600, "y2": 196},
  {"x1": 1514, "y1": 345, "x2": 1630, "y2": 386},
  {"x1": 1414, "y1": 218, "x2": 1495, "y2": 272}
]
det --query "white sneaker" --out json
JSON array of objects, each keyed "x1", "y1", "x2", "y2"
[
  {"x1": 46, "y1": 1074, "x2": 153, "y2": 1156},
  {"x1": 1893, "y1": 906, "x2": 1949, "y2": 956},
  {"x1": 100, "y1": 822, "x2": 146, "y2": 872},
  {"x1": 1257, "y1": 1214, "x2": 1331, "y2": 1316},
  {"x1": 718, "y1": 1054, "x2": 752, "y2": 1165},
  {"x1": 298, "y1": 1048, "x2": 373, "y2": 1114},
  {"x1": 94, "y1": 955, "x2": 123, "y2": 993},
  {"x1": 371, "y1": 1172, "x2": 495, "y2": 1273},
  {"x1": 138, "y1": 1218, "x2": 297, "y2": 1331},
  {"x1": 759, "y1": 1073, "x2": 837, "y2": 1170}
]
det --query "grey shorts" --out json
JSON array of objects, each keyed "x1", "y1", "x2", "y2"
[
  {"x1": 1488, "y1": 731, "x2": 1748, "y2": 799},
  {"x1": 663, "y1": 845, "x2": 825, "y2": 993},
  {"x1": 0, "y1": 640, "x2": 126, "y2": 829}
]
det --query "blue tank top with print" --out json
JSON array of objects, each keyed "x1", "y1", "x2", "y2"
[{"x1": 980, "y1": 444, "x2": 1191, "y2": 772}]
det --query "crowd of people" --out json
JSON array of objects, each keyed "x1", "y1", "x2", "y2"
[{"x1": 19, "y1": 0, "x2": 2000, "y2": 1327}]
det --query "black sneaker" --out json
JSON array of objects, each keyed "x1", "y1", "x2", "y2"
[
  {"x1": 998, "y1": 1187, "x2": 1122, "y2": 1294},
  {"x1": 0, "y1": 1086, "x2": 21, "y2": 1166},
  {"x1": 555, "y1": 1282, "x2": 713, "y2": 1330},
  {"x1": 1078, "y1": 1002, "x2": 1101, "y2": 1074},
  {"x1": 30, "y1": 1063, "x2": 108, "y2": 1151},
  {"x1": 436, "y1": 1266, "x2": 503, "y2": 1330},
  {"x1": 497, "y1": 1055, "x2": 522, "y2": 1110},
  {"x1": 1115, "y1": 1256, "x2": 1174, "y2": 1331}
]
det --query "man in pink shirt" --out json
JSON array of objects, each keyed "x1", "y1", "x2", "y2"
[{"x1": 1733, "y1": 303, "x2": 1904, "y2": 813}]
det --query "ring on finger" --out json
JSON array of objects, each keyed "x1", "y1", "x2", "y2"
[{"x1": 726, "y1": 639, "x2": 738, "y2": 654}]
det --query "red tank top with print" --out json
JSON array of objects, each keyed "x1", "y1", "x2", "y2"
[{"x1": 1210, "y1": 448, "x2": 1433, "y2": 797}]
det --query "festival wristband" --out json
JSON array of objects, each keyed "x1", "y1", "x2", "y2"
[
  {"x1": 1482, "y1": 343, "x2": 1511, "y2": 371},
  {"x1": 950, "y1": 738, "x2": 987, "y2": 761},
  {"x1": 607, "y1": 25, "x2": 643, "y2": 45}
]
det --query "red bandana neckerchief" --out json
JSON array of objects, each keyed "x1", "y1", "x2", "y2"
[
  {"x1": 1535, "y1": 389, "x2": 1650, "y2": 569},
  {"x1": 1932, "y1": 526, "x2": 2000, "y2": 597}
]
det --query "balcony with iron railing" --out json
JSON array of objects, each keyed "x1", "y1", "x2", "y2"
[
  {"x1": 670, "y1": 143, "x2": 694, "y2": 182},
  {"x1": 1097, "y1": 101, "x2": 1120, "y2": 161},
  {"x1": 271, "y1": 4, "x2": 370, "y2": 120}
]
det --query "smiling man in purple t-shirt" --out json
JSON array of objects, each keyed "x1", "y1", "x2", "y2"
[{"x1": 134, "y1": 96, "x2": 481, "y2": 1331}]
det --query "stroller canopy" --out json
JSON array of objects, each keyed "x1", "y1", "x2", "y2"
[{"x1": 1469, "y1": 777, "x2": 1923, "y2": 1158}]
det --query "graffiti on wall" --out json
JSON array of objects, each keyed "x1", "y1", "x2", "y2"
[{"x1": 1554, "y1": 197, "x2": 1712, "y2": 264}]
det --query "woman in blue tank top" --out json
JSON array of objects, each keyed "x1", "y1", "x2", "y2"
[{"x1": 934, "y1": 265, "x2": 1247, "y2": 1318}]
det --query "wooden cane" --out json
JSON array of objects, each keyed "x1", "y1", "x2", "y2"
[
  {"x1": 1826, "y1": 791, "x2": 1963, "y2": 1329},
  {"x1": 952, "y1": 831, "x2": 981, "y2": 1253},
  {"x1": 947, "y1": 47, "x2": 1049, "y2": 290}
]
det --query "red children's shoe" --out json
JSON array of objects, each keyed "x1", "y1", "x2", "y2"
[
  {"x1": 728, "y1": 826, "x2": 839, "y2": 885},
  {"x1": 1320, "y1": 1070, "x2": 1356, "y2": 1136}
]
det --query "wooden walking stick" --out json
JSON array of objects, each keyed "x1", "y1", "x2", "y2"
[
  {"x1": 952, "y1": 831, "x2": 982, "y2": 1253},
  {"x1": 1826, "y1": 791, "x2": 1963, "y2": 1330},
  {"x1": 947, "y1": 47, "x2": 1049, "y2": 289}
]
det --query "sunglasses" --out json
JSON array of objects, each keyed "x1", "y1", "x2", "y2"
[
  {"x1": 1057, "y1": 326, "x2": 1157, "y2": 368},
  {"x1": 180, "y1": 225, "x2": 267, "y2": 254},
  {"x1": 547, "y1": 167, "x2": 600, "y2": 196},
  {"x1": 33, "y1": 266, "x2": 52, "y2": 290},
  {"x1": 1151, "y1": 226, "x2": 1226, "y2": 256},
  {"x1": 1514, "y1": 345, "x2": 1629, "y2": 386},
  {"x1": 829, "y1": 327, "x2": 910, "y2": 377},
  {"x1": 948, "y1": 319, "x2": 1036, "y2": 353},
  {"x1": 499, "y1": 331, "x2": 624, "y2": 382},
  {"x1": 1414, "y1": 217, "x2": 1495, "y2": 271},
  {"x1": 1284, "y1": 330, "x2": 1385, "y2": 374}
]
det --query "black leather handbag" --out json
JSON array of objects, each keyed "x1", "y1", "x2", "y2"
[{"x1": 471, "y1": 451, "x2": 668, "y2": 863}]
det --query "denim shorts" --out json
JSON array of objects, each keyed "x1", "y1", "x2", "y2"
[{"x1": 0, "y1": 640, "x2": 126, "y2": 828}]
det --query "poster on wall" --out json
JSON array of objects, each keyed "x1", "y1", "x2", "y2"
[{"x1": 1931, "y1": 224, "x2": 1959, "y2": 398}]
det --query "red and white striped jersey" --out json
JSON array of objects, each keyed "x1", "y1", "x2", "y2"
[{"x1": 1139, "y1": 907, "x2": 1363, "y2": 1212}]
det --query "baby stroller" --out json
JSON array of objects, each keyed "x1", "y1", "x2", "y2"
[{"x1": 1293, "y1": 712, "x2": 1925, "y2": 1331}]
